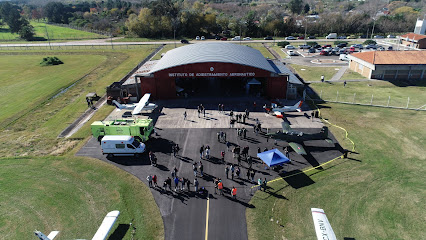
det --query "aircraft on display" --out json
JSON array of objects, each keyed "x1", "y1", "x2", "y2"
[
  {"x1": 311, "y1": 208, "x2": 337, "y2": 240},
  {"x1": 263, "y1": 101, "x2": 303, "y2": 118},
  {"x1": 267, "y1": 122, "x2": 330, "y2": 155},
  {"x1": 34, "y1": 210, "x2": 120, "y2": 240},
  {"x1": 112, "y1": 93, "x2": 157, "y2": 114}
]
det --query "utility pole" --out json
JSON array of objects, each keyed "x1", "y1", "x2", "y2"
[{"x1": 44, "y1": 22, "x2": 51, "y2": 50}]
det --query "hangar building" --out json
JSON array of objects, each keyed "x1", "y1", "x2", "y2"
[{"x1": 135, "y1": 43, "x2": 297, "y2": 99}]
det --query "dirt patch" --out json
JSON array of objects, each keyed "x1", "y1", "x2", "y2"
[{"x1": 50, "y1": 140, "x2": 79, "y2": 155}]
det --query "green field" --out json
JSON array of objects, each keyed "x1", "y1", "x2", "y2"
[
  {"x1": 0, "y1": 21, "x2": 106, "y2": 42},
  {"x1": 340, "y1": 69, "x2": 368, "y2": 80},
  {"x1": 247, "y1": 103, "x2": 426, "y2": 239},
  {"x1": 151, "y1": 44, "x2": 182, "y2": 60},
  {"x1": 310, "y1": 80, "x2": 426, "y2": 108},
  {"x1": 0, "y1": 47, "x2": 165, "y2": 239},
  {"x1": 270, "y1": 46, "x2": 289, "y2": 59},
  {"x1": 290, "y1": 64, "x2": 340, "y2": 82}
]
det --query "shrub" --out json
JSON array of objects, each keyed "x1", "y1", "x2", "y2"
[
  {"x1": 40, "y1": 57, "x2": 64, "y2": 66},
  {"x1": 307, "y1": 41, "x2": 318, "y2": 46},
  {"x1": 277, "y1": 41, "x2": 290, "y2": 47},
  {"x1": 334, "y1": 40, "x2": 348, "y2": 45},
  {"x1": 363, "y1": 40, "x2": 377, "y2": 45}
]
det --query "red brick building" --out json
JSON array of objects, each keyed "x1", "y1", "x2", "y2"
[{"x1": 135, "y1": 43, "x2": 289, "y2": 99}]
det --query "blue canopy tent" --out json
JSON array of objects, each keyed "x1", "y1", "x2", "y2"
[{"x1": 257, "y1": 149, "x2": 290, "y2": 167}]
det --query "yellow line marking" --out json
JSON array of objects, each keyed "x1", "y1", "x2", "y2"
[{"x1": 205, "y1": 197, "x2": 209, "y2": 240}]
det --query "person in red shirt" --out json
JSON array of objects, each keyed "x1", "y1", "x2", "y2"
[{"x1": 231, "y1": 186, "x2": 237, "y2": 199}]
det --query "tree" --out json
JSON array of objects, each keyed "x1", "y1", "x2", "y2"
[
  {"x1": 0, "y1": 2, "x2": 26, "y2": 33},
  {"x1": 44, "y1": 2, "x2": 71, "y2": 24},
  {"x1": 363, "y1": 40, "x2": 376, "y2": 45},
  {"x1": 288, "y1": 0, "x2": 303, "y2": 14},
  {"x1": 304, "y1": 4, "x2": 310, "y2": 14},
  {"x1": 19, "y1": 23, "x2": 35, "y2": 40}
]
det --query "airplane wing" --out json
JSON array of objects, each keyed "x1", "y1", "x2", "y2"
[
  {"x1": 311, "y1": 208, "x2": 337, "y2": 240},
  {"x1": 91, "y1": 210, "x2": 120, "y2": 240},
  {"x1": 288, "y1": 142, "x2": 307, "y2": 155},
  {"x1": 132, "y1": 93, "x2": 151, "y2": 115},
  {"x1": 34, "y1": 230, "x2": 59, "y2": 240},
  {"x1": 281, "y1": 122, "x2": 291, "y2": 133}
]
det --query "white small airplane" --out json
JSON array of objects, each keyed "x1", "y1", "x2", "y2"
[
  {"x1": 264, "y1": 101, "x2": 303, "y2": 118},
  {"x1": 34, "y1": 210, "x2": 120, "y2": 240},
  {"x1": 311, "y1": 208, "x2": 337, "y2": 240},
  {"x1": 112, "y1": 93, "x2": 157, "y2": 115}
]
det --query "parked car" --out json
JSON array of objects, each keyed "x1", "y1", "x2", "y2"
[
  {"x1": 313, "y1": 44, "x2": 322, "y2": 49},
  {"x1": 337, "y1": 36, "x2": 347, "y2": 39},
  {"x1": 196, "y1": 36, "x2": 200, "y2": 40},
  {"x1": 220, "y1": 37, "x2": 228, "y2": 41},
  {"x1": 285, "y1": 45, "x2": 296, "y2": 49},
  {"x1": 337, "y1": 43, "x2": 348, "y2": 48},
  {"x1": 180, "y1": 39, "x2": 189, "y2": 44},
  {"x1": 308, "y1": 48, "x2": 316, "y2": 53},
  {"x1": 308, "y1": 36, "x2": 316, "y2": 39},
  {"x1": 201, "y1": 36, "x2": 205, "y2": 40},
  {"x1": 374, "y1": 35, "x2": 384, "y2": 39},
  {"x1": 349, "y1": 47, "x2": 355, "y2": 52},
  {"x1": 359, "y1": 35, "x2": 367, "y2": 38},
  {"x1": 287, "y1": 50, "x2": 297, "y2": 56},
  {"x1": 297, "y1": 36, "x2": 305, "y2": 39},
  {"x1": 339, "y1": 49, "x2": 347, "y2": 54},
  {"x1": 322, "y1": 44, "x2": 332, "y2": 48},
  {"x1": 299, "y1": 44, "x2": 310, "y2": 49},
  {"x1": 387, "y1": 46, "x2": 393, "y2": 50},
  {"x1": 243, "y1": 37, "x2": 252, "y2": 41},
  {"x1": 352, "y1": 44, "x2": 363, "y2": 49},
  {"x1": 365, "y1": 44, "x2": 377, "y2": 49},
  {"x1": 347, "y1": 35, "x2": 357, "y2": 39},
  {"x1": 285, "y1": 36, "x2": 296, "y2": 40},
  {"x1": 378, "y1": 46, "x2": 385, "y2": 51},
  {"x1": 387, "y1": 35, "x2": 396, "y2": 38},
  {"x1": 215, "y1": 35, "x2": 221, "y2": 40},
  {"x1": 320, "y1": 50, "x2": 328, "y2": 56},
  {"x1": 264, "y1": 36, "x2": 273, "y2": 40}
]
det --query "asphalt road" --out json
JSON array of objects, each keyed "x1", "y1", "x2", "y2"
[{"x1": 77, "y1": 123, "x2": 344, "y2": 240}]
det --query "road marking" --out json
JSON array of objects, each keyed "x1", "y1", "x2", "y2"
[{"x1": 205, "y1": 197, "x2": 210, "y2": 240}]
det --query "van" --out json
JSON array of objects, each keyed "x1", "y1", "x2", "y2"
[
  {"x1": 339, "y1": 54, "x2": 349, "y2": 61},
  {"x1": 232, "y1": 36, "x2": 241, "y2": 41},
  {"x1": 101, "y1": 135, "x2": 146, "y2": 158},
  {"x1": 326, "y1": 33, "x2": 337, "y2": 39}
]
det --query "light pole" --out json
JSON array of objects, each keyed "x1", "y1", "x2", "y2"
[
  {"x1": 371, "y1": 17, "x2": 376, "y2": 39},
  {"x1": 304, "y1": 18, "x2": 308, "y2": 45}
]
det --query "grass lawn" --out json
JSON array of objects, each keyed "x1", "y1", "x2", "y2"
[
  {"x1": 340, "y1": 69, "x2": 367, "y2": 80},
  {"x1": 309, "y1": 80, "x2": 426, "y2": 108},
  {"x1": 0, "y1": 156, "x2": 163, "y2": 240},
  {"x1": 0, "y1": 21, "x2": 106, "y2": 42},
  {"x1": 290, "y1": 64, "x2": 340, "y2": 82},
  {"x1": 113, "y1": 37, "x2": 177, "y2": 42},
  {"x1": 247, "y1": 103, "x2": 426, "y2": 240},
  {"x1": 0, "y1": 54, "x2": 107, "y2": 125},
  {"x1": 151, "y1": 44, "x2": 182, "y2": 60},
  {"x1": 0, "y1": 46, "x2": 165, "y2": 239},
  {"x1": 270, "y1": 46, "x2": 289, "y2": 59}
]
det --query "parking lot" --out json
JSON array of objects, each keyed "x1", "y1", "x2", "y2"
[{"x1": 77, "y1": 97, "x2": 345, "y2": 240}]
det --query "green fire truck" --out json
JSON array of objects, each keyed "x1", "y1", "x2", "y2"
[{"x1": 91, "y1": 119, "x2": 154, "y2": 142}]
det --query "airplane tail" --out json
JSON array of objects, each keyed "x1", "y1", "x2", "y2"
[
  {"x1": 112, "y1": 100, "x2": 124, "y2": 109},
  {"x1": 294, "y1": 100, "x2": 303, "y2": 108}
]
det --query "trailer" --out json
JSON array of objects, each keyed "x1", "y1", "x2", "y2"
[{"x1": 91, "y1": 119, "x2": 154, "y2": 142}]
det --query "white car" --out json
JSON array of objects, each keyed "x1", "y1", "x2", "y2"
[
  {"x1": 285, "y1": 36, "x2": 296, "y2": 40},
  {"x1": 196, "y1": 36, "x2": 200, "y2": 40},
  {"x1": 287, "y1": 50, "x2": 297, "y2": 56},
  {"x1": 201, "y1": 36, "x2": 205, "y2": 40},
  {"x1": 285, "y1": 45, "x2": 295, "y2": 49},
  {"x1": 339, "y1": 54, "x2": 349, "y2": 61},
  {"x1": 243, "y1": 37, "x2": 251, "y2": 41}
]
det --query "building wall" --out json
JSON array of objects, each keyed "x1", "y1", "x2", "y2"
[
  {"x1": 349, "y1": 60, "x2": 371, "y2": 78},
  {"x1": 371, "y1": 65, "x2": 426, "y2": 80},
  {"x1": 139, "y1": 62, "x2": 287, "y2": 99},
  {"x1": 418, "y1": 39, "x2": 426, "y2": 49}
]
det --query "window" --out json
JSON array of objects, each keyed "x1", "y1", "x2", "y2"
[
  {"x1": 115, "y1": 144, "x2": 125, "y2": 149},
  {"x1": 132, "y1": 139, "x2": 140, "y2": 148},
  {"x1": 139, "y1": 127, "x2": 145, "y2": 136},
  {"x1": 127, "y1": 144, "x2": 135, "y2": 149}
]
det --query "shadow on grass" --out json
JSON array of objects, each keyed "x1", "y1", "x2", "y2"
[
  {"x1": 279, "y1": 170, "x2": 315, "y2": 189},
  {"x1": 109, "y1": 223, "x2": 129, "y2": 240}
]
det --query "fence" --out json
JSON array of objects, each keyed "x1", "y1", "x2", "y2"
[
  {"x1": 0, "y1": 43, "x2": 156, "y2": 51},
  {"x1": 310, "y1": 89, "x2": 426, "y2": 111}
]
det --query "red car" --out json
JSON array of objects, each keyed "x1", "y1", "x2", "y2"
[
  {"x1": 297, "y1": 36, "x2": 305, "y2": 39},
  {"x1": 322, "y1": 44, "x2": 332, "y2": 48},
  {"x1": 320, "y1": 50, "x2": 328, "y2": 56},
  {"x1": 221, "y1": 37, "x2": 228, "y2": 41}
]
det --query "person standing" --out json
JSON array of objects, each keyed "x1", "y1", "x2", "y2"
[
  {"x1": 218, "y1": 180, "x2": 224, "y2": 195},
  {"x1": 199, "y1": 161, "x2": 204, "y2": 177},
  {"x1": 242, "y1": 114, "x2": 246, "y2": 123},
  {"x1": 231, "y1": 186, "x2": 237, "y2": 199},
  {"x1": 205, "y1": 146, "x2": 210, "y2": 159},
  {"x1": 221, "y1": 104, "x2": 224, "y2": 112},
  {"x1": 344, "y1": 80, "x2": 347, "y2": 87},
  {"x1": 321, "y1": 75, "x2": 325, "y2": 82},
  {"x1": 153, "y1": 174, "x2": 158, "y2": 187},
  {"x1": 218, "y1": 104, "x2": 221, "y2": 112},
  {"x1": 147, "y1": 175, "x2": 153, "y2": 188},
  {"x1": 226, "y1": 141, "x2": 231, "y2": 152},
  {"x1": 199, "y1": 145, "x2": 204, "y2": 159},
  {"x1": 214, "y1": 178, "x2": 219, "y2": 194},
  {"x1": 246, "y1": 168, "x2": 251, "y2": 180},
  {"x1": 263, "y1": 178, "x2": 268, "y2": 191},
  {"x1": 86, "y1": 97, "x2": 91, "y2": 108},
  {"x1": 174, "y1": 176, "x2": 179, "y2": 191},
  {"x1": 197, "y1": 105, "x2": 201, "y2": 118},
  {"x1": 166, "y1": 177, "x2": 172, "y2": 191},
  {"x1": 231, "y1": 164, "x2": 235, "y2": 180},
  {"x1": 193, "y1": 162, "x2": 197, "y2": 177},
  {"x1": 251, "y1": 170, "x2": 255, "y2": 182},
  {"x1": 183, "y1": 111, "x2": 187, "y2": 120},
  {"x1": 221, "y1": 151, "x2": 225, "y2": 163},
  {"x1": 225, "y1": 165, "x2": 229, "y2": 179},
  {"x1": 171, "y1": 145, "x2": 176, "y2": 158},
  {"x1": 186, "y1": 178, "x2": 191, "y2": 192},
  {"x1": 258, "y1": 178, "x2": 262, "y2": 190},
  {"x1": 236, "y1": 167, "x2": 240, "y2": 178},
  {"x1": 194, "y1": 178, "x2": 199, "y2": 192}
]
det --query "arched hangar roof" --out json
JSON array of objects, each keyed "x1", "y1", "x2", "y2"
[{"x1": 149, "y1": 43, "x2": 276, "y2": 74}]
